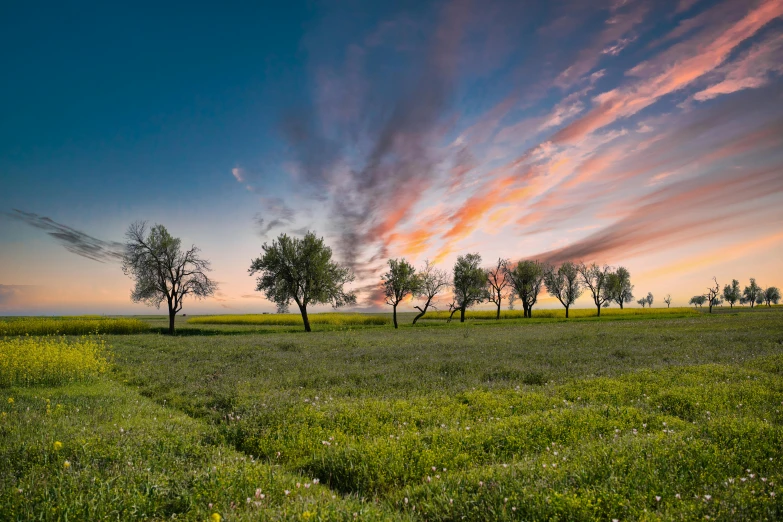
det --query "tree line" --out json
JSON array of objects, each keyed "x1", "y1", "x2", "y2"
[
  {"x1": 120, "y1": 225, "x2": 780, "y2": 333},
  {"x1": 689, "y1": 278, "x2": 780, "y2": 310}
]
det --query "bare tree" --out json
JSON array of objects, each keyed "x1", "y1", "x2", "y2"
[
  {"x1": 412, "y1": 260, "x2": 449, "y2": 325},
  {"x1": 382, "y1": 258, "x2": 420, "y2": 329},
  {"x1": 122, "y1": 222, "x2": 217, "y2": 335},
  {"x1": 544, "y1": 261, "x2": 582, "y2": 318},
  {"x1": 506, "y1": 260, "x2": 546, "y2": 318},
  {"x1": 663, "y1": 294, "x2": 672, "y2": 308},
  {"x1": 485, "y1": 258, "x2": 510, "y2": 320},
  {"x1": 453, "y1": 253, "x2": 488, "y2": 323},
  {"x1": 706, "y1": 277, "x2": 720, "y2": 314},
  {"x1": 578, "y1": 263, "x2": 612, "y2": 316},
  {"x1": 446, "y1": 298, "x2": 460, "y2": 323}
]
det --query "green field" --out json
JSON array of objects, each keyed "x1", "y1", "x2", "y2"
[{"x1": 2, "y1": 307, "x2": 783, "y2": 520}]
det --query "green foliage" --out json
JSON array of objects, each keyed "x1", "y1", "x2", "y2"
[
  {"x1": 382, "y1": 258, "x2": 420, "y2": 328},
  {"x1": 724, "y1": 279, "x2": 741, "y2": 307},
  {"x1": 764, "y1": 286, "x2": 781, "y2": 307},
  {"x1": 606, "y1": 266, "x2": 634, "y2": 308},
  {"x1": 505, "y1": 260, "x2": 545, "y2": 318},
  {"x1": 544, "y1": 261, "x2": 582, "y2": 316},
  {"x1": 0, "y1": 316, "x2": 149, "y2": 336},
  {"x1": 453, "y1": 253, "x2": 488, "y2": 321},
  {"x1": 743, "y1": 278, "x2": 762, "y2": 307},
  {"x1": 187, "y1": 313, "x2": 389, "y2": 326},
  {"x1": 423, "y1": 306, "x2": 698, "y2": 320}
]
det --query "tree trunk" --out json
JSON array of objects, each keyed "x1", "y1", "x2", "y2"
[
  {"x1": 496, "y1": 301, "x2": 501, "y2": 320},
  {"x1": 460, "y1": 306, "x2": 466, "y2": 323},
  {"x1": 596, "y1": 302, "x2": 601, "y2": 317},
  {"x1": 448, "y1": 307, "x2": 458, "y2": 323},
  {"x1": 412, "y1": 302, "x2": 429, "y2": 325},
  {"x1": 168, "y1": 309, "x2": 176, "y2": 335},
  {"x1": 299, "y1": 304, "x2": 311, "y2": 332},
  {"x1": 619, "y1": 300, "x2": 624, "y2": 310},
  {"x1": 565, "y1": 305, "x2": 569, "y2": 318},
  {"x1": 393, "y1": 304, "x2": 398, "y2": 329}
]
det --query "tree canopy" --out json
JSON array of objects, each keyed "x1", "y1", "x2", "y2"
[
  {"x1": 382, "y1": 258, "x2": 420, "y2": 328},
  {"x1": 607, "y1": 267, "x2": 634, "y2": 309},
  {"x1": 249, "y1": 231, "x2": 355, "y2": 332},
  {"x1": 506, "y1": 260, "x2": 546, "y2": 318},
  {"x1": 453, "y1": 253, "x2": 488, "y2": 323},
  {"x1": 543, "y1": 261, "x2": 582, "y2": 318}
]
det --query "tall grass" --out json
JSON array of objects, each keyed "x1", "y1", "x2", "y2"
[
  {"x1": 188, "y1": 313, "x2": 390, "y2": 326},
  {"x1": 0, "y1": 317, "x2": 149, "y2": 336},
  {"x1": 0, "y1": 336, "x2": 110, "y2": 387},
  {"x1": 424, "y1": 306, "x2": 699, "y2": 320}
]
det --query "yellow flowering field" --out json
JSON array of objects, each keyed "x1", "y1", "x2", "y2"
[
  {"x1": 0, "y1": 317, "x2": 149, "y2": 336},
  {"x1": 0, "y1": 336, "x2": 110, "y2": 387}
]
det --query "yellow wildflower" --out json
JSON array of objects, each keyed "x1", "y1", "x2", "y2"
[
  {"x1": 63, "y1": 460, "x2": 71, "y2": 470},
  {"x1": 54, "y1": 441, "x2": 63, "y2": 451},
  {"x1": 7, "y1": 397, "x2": 13, "y2": 404},
  {"x1": 210, "y1": 514, "x2": 222, "y2": 522}
]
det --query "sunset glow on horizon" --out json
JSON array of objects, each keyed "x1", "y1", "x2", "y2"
[{"x1": 1, "y1": 0, "x2": 782, "y2": 315}]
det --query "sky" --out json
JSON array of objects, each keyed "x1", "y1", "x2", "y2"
[{"x1": 1, "y1": 0, "x2": 782, "y2": 315}]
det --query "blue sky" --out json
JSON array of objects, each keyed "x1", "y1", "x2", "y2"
[{"x1": 1, "y1": 0, "x2": 782, "y2": 314}]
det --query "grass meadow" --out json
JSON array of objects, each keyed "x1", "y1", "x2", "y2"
[{"x1": 2, "y1": 306, "x2": 782, "y2": 520}]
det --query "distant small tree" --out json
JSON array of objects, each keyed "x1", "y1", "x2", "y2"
[
  {"x1": 689, "y1": 295, "x2": 706, "y2": 308},
  {"x1": 607, "y1": 267, "x2": 634, "y2": 309},
  {"x1": 578, "y1": 263, "x2": 612, "y2": 316},
  {"x1": 506, "y1": 260, "x2": 546, "y2": 318},
  {"x1": 645, "y1": 292, "x2": 654, "y2": 308},
  {"x1": 636, "y1": 298, "x2": 647, "y2": 308},
  {"x1": 508, "y1": 293, "x2": 517, "y2": 311},
  {"x1": 249, "y1": 231, "x2": 356, "y2": 332},
  {"x1": 743, "y1": 278, "x2": 762, "y2": 308},
  {"x1": 763, "y1": 286, "x2": 780, "y2": 307},
  {"x1": 453, "y1": 253, "x2": 488, "y2": 323},
  {"x1": 382, "y1": 258, "x2": 420, "y2": 329},
  {"x1": 663, "y1": 294, "x2": 672, "y2": 308},
  {"x1": 544, "y1": 261, "x2": 582, "y2": 318},
  {"x1": 485, "y1": 258, "x2": 510, "y2": 320},
  {"x1": 122, "y1": 222, "x2": 217, "y2": 335},
  {"x1": 722, "y1": 279, "x2": 740, "y2": 308},
  {"x1": 412, "y1": 260, "x2": 450, "y2": 325},
  {"x1": 706, "y1": 277, "x2": 720, "y2": 314}
]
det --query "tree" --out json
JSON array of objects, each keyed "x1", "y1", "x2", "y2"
[
  {"x1": 382, "y1": 258, "x2": 420, "y2": 329},
  {"x1": 742, "y1": 278, "x2": 762, "y2": 308},
  {"x1": 506, "y1": 260, "x2": 546, "y2": 318},
  {"x1": 544, "y1": 261, "x2": 582, "y2": 318},
  {"x1": 485, "y1": 258, "x2": 510, "y2": 320},
  {"x1": 412, "y1": 260, "x2": 450, "y2": 325},
  {"x1": 706, "y1": 277, "x2": 720, "y2": 314},
  {"x1": 452, "y1": 253, "x2": 488, "y2": 323},
  {"x1": 663, "y1": 294, "x2": 672, "y2": 308},
  {"x1": 249, "y1": 231, "x2": 356, "y2": 332},
  {"x1": 578, "y1": 263, "x2": 612, "y2": 316},
  {"x1": 122, "y1": 222, "x2": 217, "y2": 335},
  {"x1": 645, "y1": 292, "x2": 654, "y2": 308},
  {"x1": 722, "y1": 279, "x2": 740, "y2": 308},
  {"x1": 607, "y1": 267, "x2": 634, "y2": 309},
  {"x1": 763, "y1": 286, "x2": 781, "y2": 307},
  {"x1": 689, "y1": 295, "x2": 706, "y2": 308},
  {"x1": 636, "y1": 297, "x2": 647, "y2": 308}
]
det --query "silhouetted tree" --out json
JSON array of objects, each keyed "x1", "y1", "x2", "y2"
[
  {"x1": 544, "y1": 261, "x2": 582, "y2": 318},
  {"x1": 485, "y1": 258, "x2": 510, "y2": 320},
  {"x1": 506, "y1": 260, "x2": 546, "y2": 318},
  {"x1": 607, "y1": 267, "x2": 634, "y2": 309},
  {"x1": 663, "y1": 294, "x2": 672, "y2": 308},
  {"x1": 382, "y1": 258, "x2": 420, "y2": 329},
  {"x1": 249, "y1": 231, "x2": 355, "y2": 332},
  {"x1": 743, "y1": 278, "x2": 762, "y2": 308},
  {"x1": 122, "y1": 222, "x2": 217, "y2": 335},
  {"x1": 508, "y1": 293, "x2": 517, "y2": 310},
  {"x1": 645, "y1": 292, "x2": 654, "y2": 308},
  {"x1": 452, "y1": 253, "x2": 488, "y2": 323},
  {"x1": 411, "y1": 260, "x2": 449, "y2": 325},
  {"x1": 763, "y1": 286, "x2": 781, "y2": 307},
  {"x1": 636, "y1": 297, "x2": 647, "y2": 308},
  {"x1": 578, "y1": 263, "x2": 612, "y2": 316},
  {"x1": 689, "y1": 295, "x2": 706, "y2": 308},
  {"x1": 706, "y1": 277, "x2": 720, "y2": 314},
  {"x1": 722, "y1": 279, "x2": 740, "y2": 308}
]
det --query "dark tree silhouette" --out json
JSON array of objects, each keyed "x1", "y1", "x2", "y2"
[
  {"x1": 382, "y1": 258, "x2": 420, "y2": 329},
  {"x1": 544, "y1": 261, "x2": 582, "y2": 318},
  {"x1": 607, "y1": 267, "x2": 634, "y2": 309},
  {"x1": 506, "y1": 260, "x2": 546, "y2": 318},
  {"x1": 452, "y1": 253, "x2": 488, "y2": 323},
  {"x1": 763, "y1": 286, "x2": 781, "y2": 307},
  {"x1": 742, "y1": 278, "x2": 762, "y2": 308},
  {"x1": 485, "y1": 258, "x2": 510, "y2": 320},
  {"x1": 663, "y1": 294, "x2": 672, "y2": 308},
  {"x1": 412, "y1": 260, "x2": 449, "y2": 325},
  {"x1": 578, "y1": 263, "x2": 612, "y2": 316},
  {"x1": 706, "y1": 277, "x2": 720, "y2": 314}
]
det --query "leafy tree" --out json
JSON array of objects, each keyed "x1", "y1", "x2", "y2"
[
  {"x1": 636, "y1": 298, "x2": 647, "y2": 308},
  {"x1": 485, "y1": 258, "x2": 510, "y2": 320},
  {"x1": 506, "y1": 260, "x2": 546, "y2": 318},
  {"x1": 663, "y1": 294, "x2": 672, "y2": 308},
  {"x1": 705, "y1": 277, "x2": 720, "y2": 314},
  {"x1": 722, "y1": 279, "x2": 740, "y2": 308},
  {"x1": 382, "y1": 258, "x2": 420, "y2": 329},
  {"x1": 122, "y1": 222, "x2": 217, "y2": 335},
  {"x1": 249, "y1": 231, "x2": 356, "y2": 332},
  {"x1": 412, "y1": 260, "x2": 450, "y2": 325},
  {"x1": 452, "y1": 253, "x2": 488, "y2": 323},
  {"x1": 544, "y1": 261, "x2": 582, "y2": 318},
  {"x1": 607, "y1": 267, "x2": 634, "y2": 309},
  {"x1": 645, "y1": 292, "x2": 654, "y2": 308},
  {"x1": 578, "y1": 263, "x2": 612, "y2": 316},
  {"x1": 763, "y1": 286, "x2": 781, "y2": 307},
  {"x1": 689, "y1": 295, "x2": 706, "y2": 307},
  {"x1": 742, "y1": 278, "x2": 762, "y2": 308}
]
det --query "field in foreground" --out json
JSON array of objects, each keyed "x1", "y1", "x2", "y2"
[{"x1": 2, "y1": 308, "x2": 783, "y2": 520}]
